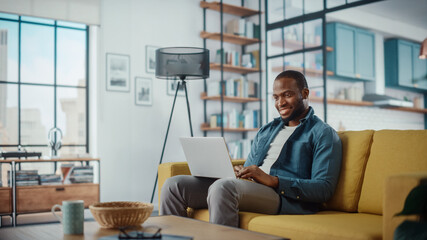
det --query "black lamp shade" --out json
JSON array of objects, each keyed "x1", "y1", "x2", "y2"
[{"x1": 156, "y1": 47, "x2": 210, "y2": 80}]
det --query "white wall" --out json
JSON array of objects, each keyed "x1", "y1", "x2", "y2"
[{"x1": 97, "y1": 0, "x2": 206, "y2": 206}]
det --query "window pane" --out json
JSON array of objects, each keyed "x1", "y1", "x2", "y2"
[
  {"x1": 0, "y1": 20, "x2": 19, "y2": 82},
  {"x1": 268, "y1": 0, "x2": 284, "y2": 24},
  {"x1": 304, "y1": 19, "x2": 323, "y2": 48},
  {"x1": 60, "y1": 146, "x2": 88, "y2": 158},
  {"x1": 305, "y1": 0, "x2": 324, "y2": 14},
  {"x1": 57, "y1": 28, "x2": 87, "y2": 86},
  {"x1": 57, "y1": 21, "x2": 86, "y2": 29},
  {"x1": 57, "y1": 87, "x2": 86, "y2": 145},
  {"x1": 0, "y1": 83, "x2": 18, "y2": 144},
  {"x1": 285, "y1": 0, "x2": 303, "y2": 19},
  {"x1": 21, "y1": 85, "x2": 54, "y2": 145},
  {"x1": 267, "y1": 57, "x2": 284, "y2": 93},
  {"x1": 21, "y1": 23, "x2": 54, "y2": 84},
  {"x1": 284, "y1": 23, "x2": 303, "y2": 53},
  {"x1": 0, "y1": 13, "x2": 19, "y2": 20},
  {"x1": 284, "y1": 53, "x2": 303, "y2": 73},
  {"x1": 327, "y1": 0, "x2": 346, "y2": 8},
  {"x1": 20, "y1": 16, "x2": 54, "y2": 25},
  {"x1": 267, "y1": 28, "x2": 283, "y2": 56}
]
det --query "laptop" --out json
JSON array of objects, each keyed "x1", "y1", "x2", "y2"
[{"x1": 179, "y1": 137, "x2": 236, "y2": 179}]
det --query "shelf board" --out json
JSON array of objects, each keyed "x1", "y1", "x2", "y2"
[
  {"x1": 383, "y1": 106, "x2": 427, "y2": 114},
  {"x1": 200, "y1": 1, "x2": 260, "y2": 17},
  {"x1": 16, "y1": 183, "x2": 99, "y2": 189},
  {"x1": 201, "y1": 127, "x2": 259, "y2": 132},
  {"x1": 201, "y1": 124, "x2": 258, "y2": 132},
  {"x1": 201, "y1": 92, "x2": 260, "y2": 103},
  {"x1": 210, "y1": 63, "x2": 260, "y2": 74},
  {"x1": 201, "y1": 31, "x2": 260, "y2": 45},
  {"x1": 310, "y1": 96, "x2": 374, "y2": 106},
  {"x1": 272, "y1": 65, "x2": 333, "y2": 76},
  {"x1": 12, "y1": 158, "x2": 100, "y2": 163},
  {"x1": 310, "y1": 96, "x2": 427, "y2": 113}
]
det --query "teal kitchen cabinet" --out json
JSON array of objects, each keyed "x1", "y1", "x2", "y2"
[
  {"x1": 385, "y1": 39, "x2": 427, "y2": 92},
  {"x1": 327, "y1": 22, "x2": 375, "y2": 81}
]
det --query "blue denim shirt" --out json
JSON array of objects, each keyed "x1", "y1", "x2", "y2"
[{"x1": 244, "y1": 107, "x2": 342, "y2": 214}]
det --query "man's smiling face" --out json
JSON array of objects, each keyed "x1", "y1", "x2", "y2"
[{"x1": 272, "y1": 77, "x2": 308, "y2": 126}]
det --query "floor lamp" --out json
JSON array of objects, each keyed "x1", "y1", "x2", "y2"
[{"x1": 150, "y1": 47, "x2": 209, "y2": 204}]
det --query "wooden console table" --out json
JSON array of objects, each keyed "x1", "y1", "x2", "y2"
[{"x1": 0, "y1": 158, "x2": 100, "y2": 227}]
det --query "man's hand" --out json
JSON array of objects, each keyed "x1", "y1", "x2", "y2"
[
  {"x1": 234, "y1": 165, "x2": 244, "y2": 176},
  {"x1": 235, "y1": 165, "x2": 279, "y2": 188}
]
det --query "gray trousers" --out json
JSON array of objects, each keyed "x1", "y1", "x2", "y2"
[{"x1": 160, "y1": 175, "x2": 280, "y2": 227}]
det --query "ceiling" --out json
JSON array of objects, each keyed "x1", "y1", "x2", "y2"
[{"x1": 355, "y1": 0, "x2": 427, "y2": 29}]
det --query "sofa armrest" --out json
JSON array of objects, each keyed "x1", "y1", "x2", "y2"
[
  {"x1": 383, "y1": 172, "x2": 427, "y2": 240},
  {"x1": 157, "y1": 160, "x2": 246, "y2": 208}
]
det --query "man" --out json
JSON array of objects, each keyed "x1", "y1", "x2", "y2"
[{"x1": 160, "y1": 70, "x2": 342, "y2": 227}]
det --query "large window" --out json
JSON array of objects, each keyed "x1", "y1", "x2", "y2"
[
  {"x1": 0, "y1": 13, "x2": 88, "y2": 157},
  {"x1": 265, "y1": 0, "x2": 381, "y2": 123}
]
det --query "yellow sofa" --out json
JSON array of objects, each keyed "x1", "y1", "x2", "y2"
[{"x1": 158, "y1": 130, "x2": 427, "y2": 240}]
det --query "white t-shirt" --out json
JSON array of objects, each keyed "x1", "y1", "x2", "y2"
[{"x1": 259, "y1": 125, "x2": 298, "y2": 174}]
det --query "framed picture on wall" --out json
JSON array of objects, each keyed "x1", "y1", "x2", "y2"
[
  {"x1": 167, "y1": 78, "x2": 185, "y2": 97},
  {"x1": 135, "y1": 77, "x2": 152, "y2": 106},
  {"x1": 106, "y1": 53, "x2": 130, "y2": 92},
  {"x1": 146, "y1": 45, "x2": 159, "y2": 74}
]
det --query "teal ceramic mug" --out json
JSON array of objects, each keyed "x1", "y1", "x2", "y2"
[{"x1": 51, "y1": 200, "x2": 84, "y2": 235}]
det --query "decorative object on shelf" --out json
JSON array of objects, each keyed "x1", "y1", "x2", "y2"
[
  {"x1": 167, "y1": 77, "x2": 185, "y2": 96},
  {"x1": 135, "y1": 77, "x2": 152, "y2": 106},
  {"x1": 146, "y1": 45, "x2": 159, "y2": 73},
  {"x1": 150, "y1": 47, "x2": 209, "y2": 204},
  {"x1": 419, "y1": 37, "x2": 427, "y2": 59},
  {"x1": 90, "y1": 201, "x2": 153, "y2": 228},
  {"x1": 48, "y1": 127, "x2": 62, "y2": 158},
  {"x1": 106, "y1": 53, "x2": 130, "y2": 92}
]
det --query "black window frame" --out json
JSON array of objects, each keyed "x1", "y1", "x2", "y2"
[{"x1": 0, "y1": 13, "x2": 90, "y2": 155}]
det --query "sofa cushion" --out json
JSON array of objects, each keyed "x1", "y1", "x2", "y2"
[
  {"x1": 358, "y1": 130, "x2": 427, "y2": 215},
  {"x1": 248, "y1": 211, "x2": 382, "y2": 240},
  {"x1": 190, "y1": 209, "x2": 265, "y2": 230},
  {"x1": 323, "y1": 130, "x2": 374, "y2": 212}
]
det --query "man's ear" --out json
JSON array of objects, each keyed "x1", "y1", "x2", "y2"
[{"x1": 302, "y1": 88, "x2": 309, "y2": 99}]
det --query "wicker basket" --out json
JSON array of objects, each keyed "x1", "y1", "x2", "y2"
[{"x1": 89, "y1": 201, "x2": 153, "y2": 228}]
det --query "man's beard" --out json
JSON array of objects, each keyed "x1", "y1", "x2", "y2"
[{"x1": 281, "y1": 97, "x2": 306, "y2": 125}]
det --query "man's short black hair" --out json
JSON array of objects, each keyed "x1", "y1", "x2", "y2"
[{"x1": 275, "y1": 70, "x2": 308, "y2": 91}]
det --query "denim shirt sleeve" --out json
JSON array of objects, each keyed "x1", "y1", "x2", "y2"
[{"x1": 276, "y1": 127, "x2": 342, "y2": 203}]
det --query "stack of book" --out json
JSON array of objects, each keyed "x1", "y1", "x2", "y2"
[
  {"x1": 8, "y1": 170, "x2": 39, "y2": 186},
  {"x1": 209, "y1": 109, "x2": 259, "y2": 129},
  {"x1": 228, "y1": 139, "x2": 253, "y2": 159},
  {"x1": 66, "y1": 166, "x2": 94, "y2": 184},
  {"x1": 207, "y1": 77, "x2": 258, "y2": 98},
  {"x1": 225, "y1": 19, "x2": 260, "y2": 39},
  {"x1": 39, "y1": 174, "x2": 62, "y2": 185},
  {"x1": 214, "y1": 50, "x2": 260, "y2": 69}
]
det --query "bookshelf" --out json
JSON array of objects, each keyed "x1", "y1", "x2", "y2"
[
  {"x1": 210, "y1": 63, "x2": 260, "y2": 74},
  {"x1": 200, "y1": 31, "x2": 260, "y2": 45},
  {"x1": 309, "y1": 96, "x2": 427, "y2": 113},
  {"x1": 0, "y1": 158, "x2": 100, "y2": 226},
  {"x1": 201, "y1": 92, "x2": 260, "y2": 103},
  {"x1": 200, "y1": 1, "x2": 260, "y2": 17},
  {"x1": 201, "y1": 1, "x2": 262, "y2": 159}
]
